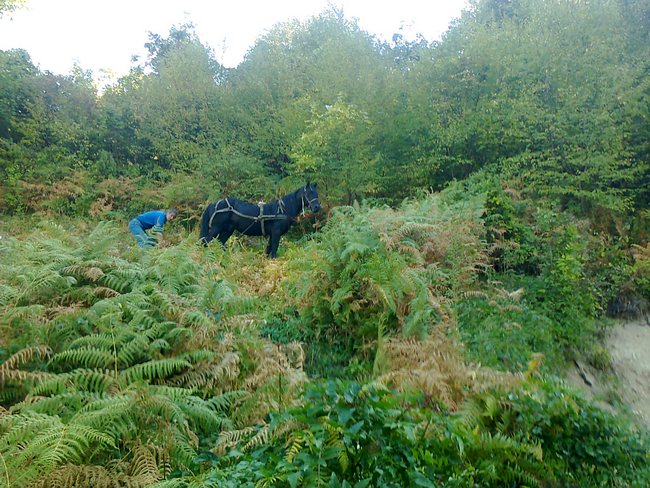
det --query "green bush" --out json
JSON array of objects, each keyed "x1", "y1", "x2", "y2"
[
  {"x1": 204, "y1": 377, "x2": 649, "y2": 487},
  {"x1": 456, "y1": 295, "x2": 564, "y2": 373},
  {"x1": 205, "y1": 380, "x2": 551, "y2": 487},
  {"x1": 468, "y1": 377, "x2": 650, "y2": 487}
]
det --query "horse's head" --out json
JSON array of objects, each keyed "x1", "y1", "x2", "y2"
[{"x1": 301, "y1": 182, "x2": 321, "y2": 213}]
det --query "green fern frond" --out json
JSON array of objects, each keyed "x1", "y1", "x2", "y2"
[
  {"x1": 170, "y1": 352, "x2": 240, "y2": 392},
  {"x1": 143, "y1": 320, "x2": 181, "y2": 341},
  {"x1": 243, "y1": 423, "x2": 270, "y2": 452},
  {"x1": 285, "y1": 432, "x2": 304, "y2": 463},
  {"x1": 30, "y1": 369, "x2": 113, "y2": 397},
  {"x1": 181, "y1": 397, "x2": 232, "y2": 432},
  {"x1": 1, "y1": 414, "x2": 115, "y2": 486},
  {"x1": 102, "y1": 269, "x2": 144, "y2": 293},
  {"x1": 1, "y1": 303, "x2": 47, "y2": 321},
  {"x1": 17, "y1": 391, "x2": 106, "y2": 417},
  {"x1": 117, "y1": 335, "x2": 150, "y2": 368},
  {"x1": 469, "y1": 431, "x2": 547, "y2": 486},
  {"x1": 119, "y1": 358, "x2": 192, "y2": 385},
  {"x1": 206, "y1": 390, "x2": 249, "y2": 412},
  {"x1": 69, "y1": 333, "x2": 116, "y2": 350},
  {"x1": 0, "y1": 412, "x2": 57, "y2": 445},
  {"x1": 324, "y1": 424, "x2": 349, "y2": 472},
  {"x1": 179, "y1": 349, "x2": 218, "y2": 364},
  {"x1": 148, "y1": 288, "x2": 177, "y2": 316},
  {"x1": 214, "y1": 426, "x2": 256, "y2": 455},
  {"x1": 82, "y1": 221, "x2": 123, "y2": 258},
  {"x1": 15, "y1": 266, "x2": 72, "y2": 304},
  {"x1": 127, "y1": 307, "x2": 158, "y2": 329},
  {"x1": 51, "y1": 347, "x2": 116, "y2": 369},
  {"x1": 0, "y1": 284, "x2": 18, "y2": 306},
  {"x1": 149, "y1": 338, "x2": 172, "y2": 353},
  {"x1": 181, "y1": 310, "x2": 214, "y2": 329},
  {"x1": 145, "y1": 385, "x2": 195, "y2": 399},
  {"x1": 256, "y1": 473, "x2": 286, "y2": 488},
  {"x1": 150, "y1": 479, "x2": 187, "y2": 488},
  {"x1": 67, "y1": 369, "x2": 116, "y2": 393},
  {"x1": 71, "y1": 396, "x2": 135, "y2": 437},
  {"x1": 170, "y1": 439, "x2": 198, "y2": 468}
]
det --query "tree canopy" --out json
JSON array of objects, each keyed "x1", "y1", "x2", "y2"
[{"x1": 1, "y1": 0, "x2": 647, "y2": 219}]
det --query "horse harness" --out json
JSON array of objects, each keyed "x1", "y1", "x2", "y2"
[
  {"x1": 301, "y1": 192, "x2": 319, "y2": 212},
  {"x1": 208, "y1": 198, "x2": 289, "y2": 236}
]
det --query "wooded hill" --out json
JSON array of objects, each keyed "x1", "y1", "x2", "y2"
[{"x1": 1, "y1": 0, "x2": 649, "y2": 486}]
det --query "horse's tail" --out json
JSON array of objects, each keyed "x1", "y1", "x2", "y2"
[{"x1": 199, "y1": 202, "x2": 213, "y2": 245}]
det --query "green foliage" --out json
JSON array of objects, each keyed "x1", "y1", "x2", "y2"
[
  {"x1": 482, "y1": 180, "x2": 541, "y2": 273},
  {"x1": 209, "y1": 381, "x2": 448, "y2": 487},
  {"x1": 291, "y1": 99, "x2": 376, "y2": 204},
  {"x1": 1, "y1": 1, "x2": 649, "y2": 484},
  {"x1": 204, "y1": 378, "x2": 650, "y2": 487},
  {"x1": 0, "y1": 0, "x2": 25, "y2": 16},
  {"x1": 456, "y1": 294, "x2": 564, "y2": 373},
  {"x1": 3, "y1": 0, "x2": 649, "y2": 224},
  {"x1": 1, "y1": 193, "x2": 648, "y2": 486},
  {"x1": 463, "y1": 376, "x2": 650, "y2": 487},
  {"x1": 453, "y1": 172, "x2": 637, "y2": 372},
  {"x1": 281, "y1": 191, "x2": 487, "y2": 374},
  {"x1": 0, "y1": 222, "x2": 306, "y2": 487}
]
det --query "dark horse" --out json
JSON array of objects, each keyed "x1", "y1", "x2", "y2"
[{"x1": 199, "y1": 183, "x2": 321, "y2": 258}]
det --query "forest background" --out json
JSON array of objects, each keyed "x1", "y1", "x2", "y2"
[{"x1": 1, "y1": 0, "x2": 649, "y2": 486}]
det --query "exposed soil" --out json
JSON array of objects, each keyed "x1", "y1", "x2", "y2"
[
  {"x1": 605, "y1": 320, "x2": 650, "y2": 425},
  {"x1": 567, "y1": 319, "x2": 650, "y2": 427}
]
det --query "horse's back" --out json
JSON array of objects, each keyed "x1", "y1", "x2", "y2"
[{"x1": 217, "y1": 197, "x2": 258, "y2": 214}]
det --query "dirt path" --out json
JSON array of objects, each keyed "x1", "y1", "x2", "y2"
[
  {"x1": 605, "y1": 320, "x2": 650, "y2": 425},
  {"x1": 567, "y1": 319, "x2": 650, "y2": 427}
]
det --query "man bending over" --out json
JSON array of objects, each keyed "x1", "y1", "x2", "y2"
[{"x1": 128, "y1": 208, "x2": 177, "y2": 248}]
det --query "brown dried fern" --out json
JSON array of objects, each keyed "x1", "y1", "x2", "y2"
[
  {"x1": 213, "y1": 426, "x2": 257, "y2": 455},
  {"x1": 129, "y1": 443, "x2": 162, "y2": 483},
  {"x1": 0, "y1": 345, "x2": 51, "y2": 371},
  {"x1": 376, "y1": 331, "x2": 521, "y2": 411},
  {"x1": 171, "y1": 352, "x2": 240, "y2": 392},
  {"x1": 32, "y1": 463, "x2": 161, "y2": 488}
]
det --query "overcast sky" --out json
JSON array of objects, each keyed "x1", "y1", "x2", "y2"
[{"x1": 0, "y1": 0, "x2": 469, "y2": 82}]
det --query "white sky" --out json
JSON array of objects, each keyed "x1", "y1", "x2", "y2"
[{"x1": 0, "y1": 0, "x2": 468, "y2": 82}]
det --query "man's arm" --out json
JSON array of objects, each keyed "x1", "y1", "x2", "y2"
[{"x1": 153, "y1": 215, "x2": 165, "y2": 244}]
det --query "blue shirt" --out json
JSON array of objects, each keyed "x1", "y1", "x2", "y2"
[{"x1": 136, "y1": 211, "x2": 167, "y2": 232}]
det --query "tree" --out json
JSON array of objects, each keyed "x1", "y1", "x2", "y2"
[
  {"x1": 0, "y1": 0, "x2": 25, "y2": 17},
  {"x1": 399, "y1": 0, "x2": 648, "y2": 214},
  {"x1": 127, "y1": 24, "x2": 227, "y2": 174},
  {"x1": 291, "y1": 99, "x2": 375, "y2": 204},
  {"x1": 226, "y1": 7, "x2": 393, "y2": 183}
]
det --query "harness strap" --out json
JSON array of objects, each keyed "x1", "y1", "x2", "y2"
[
  {"x1": 300, "y1": 193, "x2": 318, "y2": 216},
  {"x1": 207, "y1": 198, "x2": 290, "y2": 236},
  {"x1": 258, "y1": 203, "x2": 265, "y2": 236},
  {"x1": 208, "y1": 198, "x2": 231, "y2": 230}
]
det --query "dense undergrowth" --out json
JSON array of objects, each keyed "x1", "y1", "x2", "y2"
[
  {"x1": 1, "y1": 182, "x2": 648, "y2": 487},
  {"x1": 1, "y1": 0, "x2": 649, "y2": 484}
]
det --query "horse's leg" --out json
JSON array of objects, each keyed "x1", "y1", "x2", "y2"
[
  {"x1": 265, "y1": 236, "x2": 273, "y2": 256},
  {"x1": 202, "y1": 210, "x2": 224, "y2": 246},
  {"x1": 218, "y1": 226, "x2": 235, "y2": 247},
  {"x1": 208, "y1": 224, "x2": 221, "y2": 244},
  {"x1": 199, "y1": 204, "x2": 214, "y2": 245},
  {"x1": 267, "y1": 232, "x2": 281, "y2": 258}
]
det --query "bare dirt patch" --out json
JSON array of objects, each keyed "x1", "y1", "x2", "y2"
[
  {"x1": 567, "y1": 320, "x2": 650, "y2": 427},
  {"x1": 605, "y1": 320, "x2": 650, "y2": 425}
]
